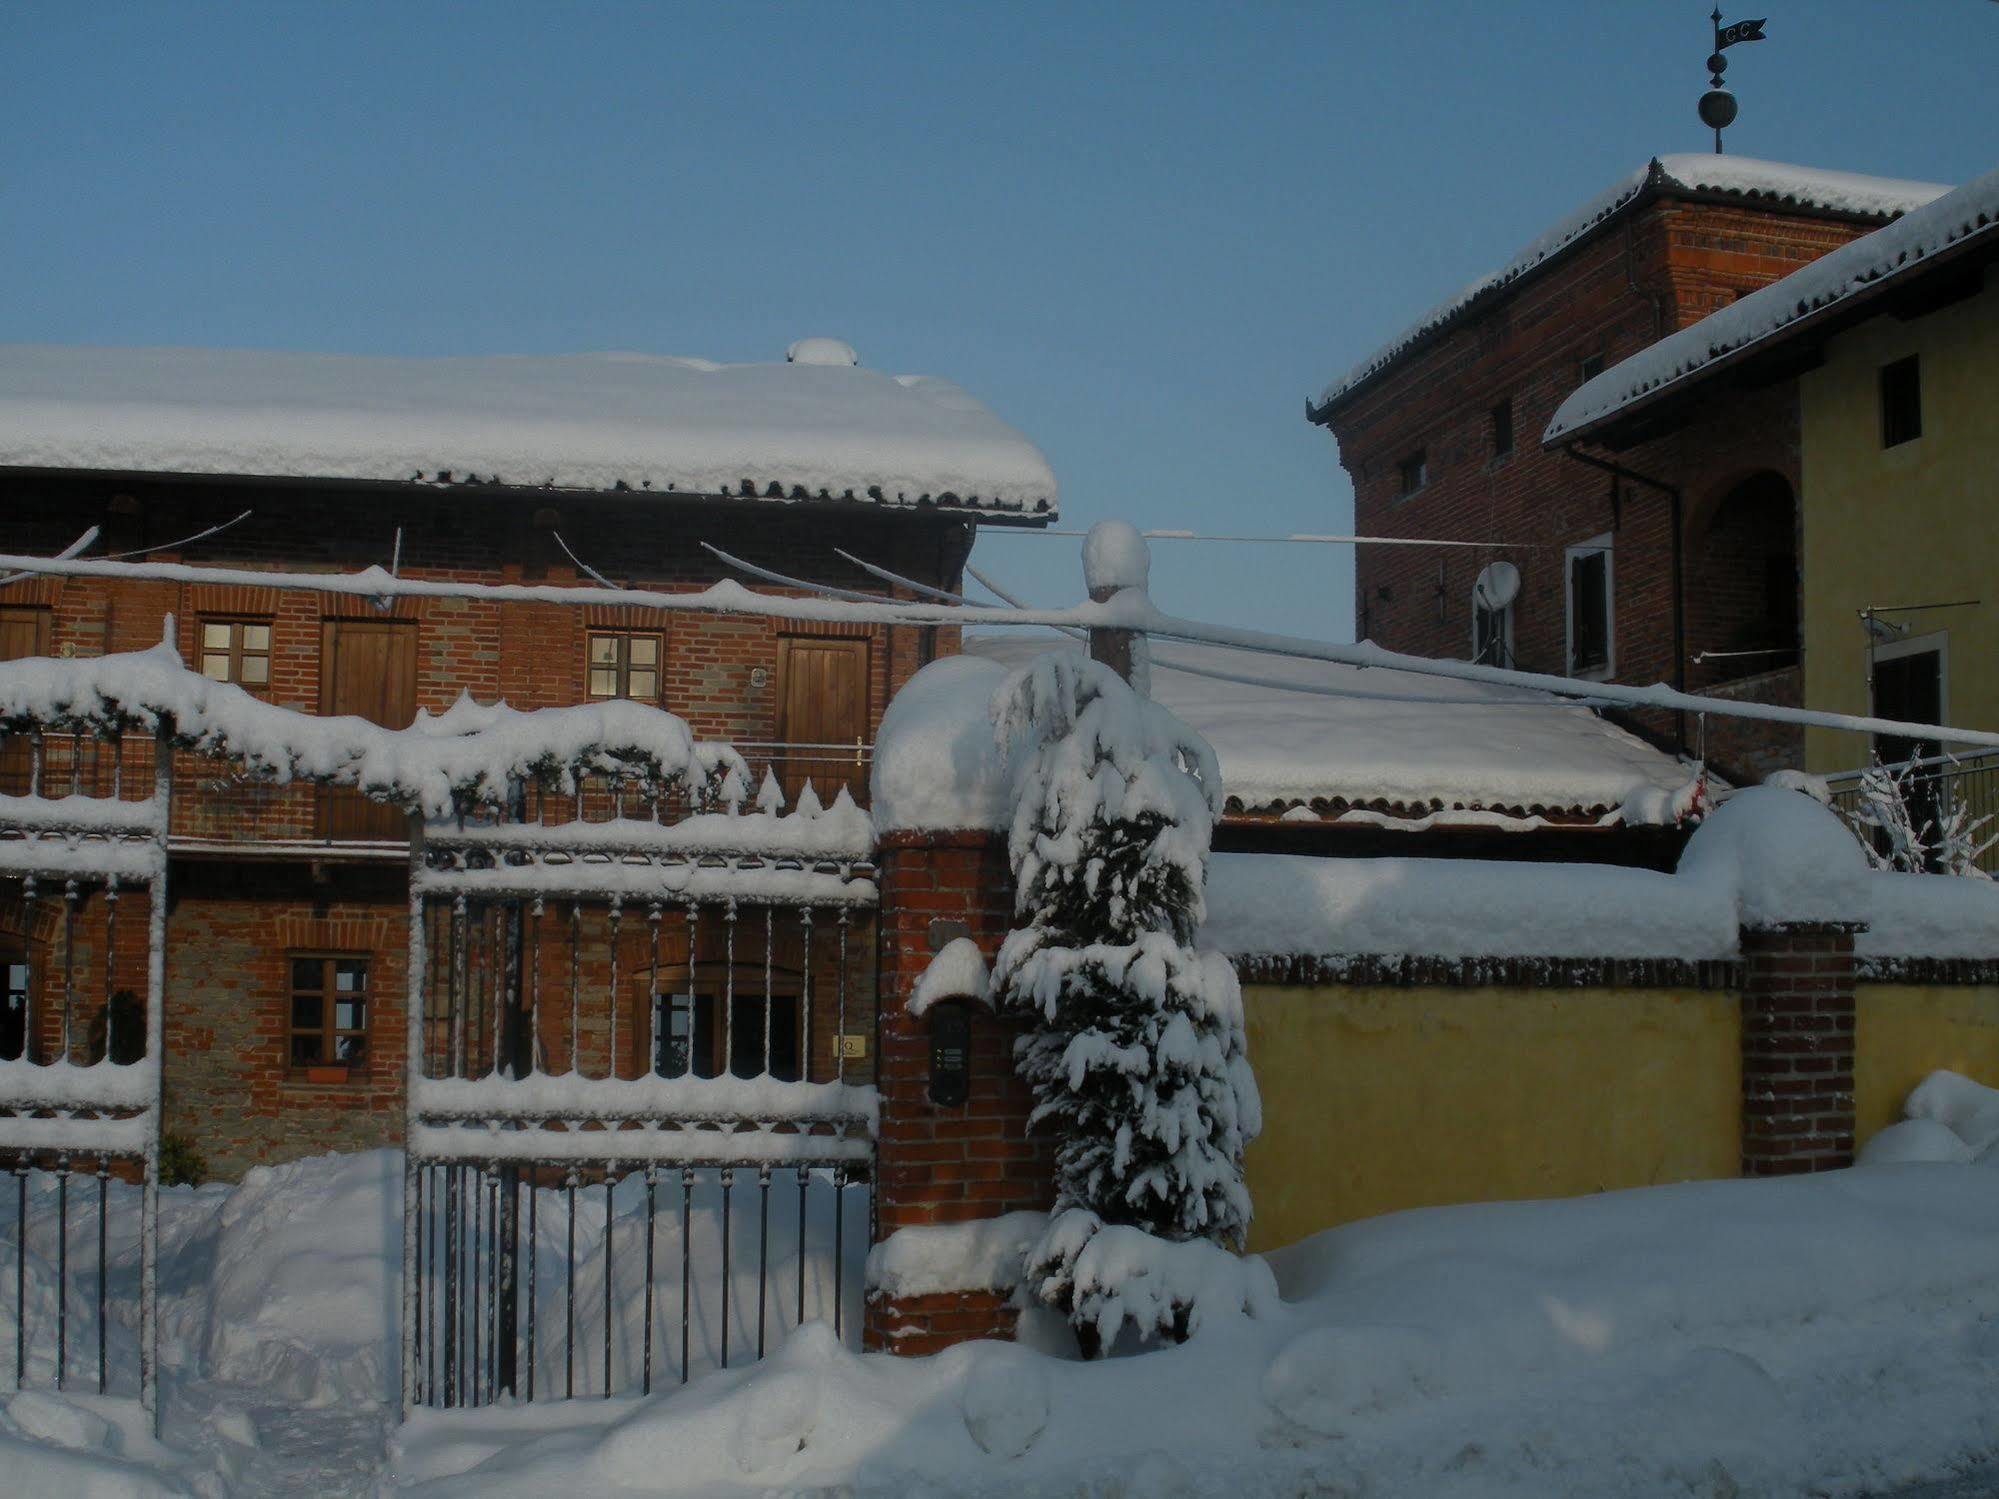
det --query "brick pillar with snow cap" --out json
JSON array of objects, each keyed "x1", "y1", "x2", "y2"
[
  {"x1": 865, "y1": 829, "x2": 1054, "y2": 1355},
  {"x1": 1680, "y1": 786, "x2": 1868, "y2": 1176}
]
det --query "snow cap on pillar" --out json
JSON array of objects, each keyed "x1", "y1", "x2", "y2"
[{"x1": 1082, "y1": 520, "x2": 1149, "y2": 600}]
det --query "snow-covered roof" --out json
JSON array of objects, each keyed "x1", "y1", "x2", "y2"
[
  {"x1": 0, "y1": 343, "x2": 1058, "y2": 518},
  {"x1": 1545, "y1": 163, "x2": 1999, "y2": 444},
  {"x1": 870, "y1": 632, "x2": 1699, "y2": 834},
  {"x1": 1311, "y1": 156, "x2": 1950, "y2": 419}
]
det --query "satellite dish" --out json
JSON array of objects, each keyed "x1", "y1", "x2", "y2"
[{"x1": 1473, "y1": 560, "x2": 1521, "y2": 610}]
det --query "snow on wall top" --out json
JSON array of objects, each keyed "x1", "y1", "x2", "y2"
[
  {"x1": 1200, "y1": 787, "x2": 1932, "y2": 964},
  {"x1": 1545, "y1": 163, "x2": 1999, "y2": 443},
  {"x1": 1313, "y1": 156, "x2": 1949, "y2": 417},
  {"x1": 869, "y1": 633, "x2": 1696, "y2": 833},
  {"x1": 1200, "y1": 851, "x2": 1739, "y2": 962},
  {"x1": 0, "y1": 343, "x2": 1058, "y2": 517}
]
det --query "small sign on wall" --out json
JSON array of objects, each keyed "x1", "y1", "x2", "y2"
[{"x1": 837, "y1": 1032, "x2": 868, "y2": 1060}]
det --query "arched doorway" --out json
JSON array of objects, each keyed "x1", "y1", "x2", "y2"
[{"x1": 1687, "y1": 469, "x2": 1799, "y2": 687}]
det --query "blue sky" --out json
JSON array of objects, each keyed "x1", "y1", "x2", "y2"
[{"x1": 4, "y1": 2, "x2": 1992, "y2": 637}]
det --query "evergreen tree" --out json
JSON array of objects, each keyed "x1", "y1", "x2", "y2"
[{"x1": 990, "y1": 650, "x2": 1260, "y2": 1351}]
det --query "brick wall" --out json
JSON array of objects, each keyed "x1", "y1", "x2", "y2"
[
  {"x1": 1321, "y1": 192, "x2": 1890, "y2": 769},
  {"x1": 865, "y1": 829, "x2": 1053, "y2": 1353},
  {"x1": 162, "y1": 865, "x2": 409, "y2": 1178},
  {"x1": 0, "y1": 476, "x2": 975, "y2": 843},
  {"x1": 1739, "y1": 921, "x2": 1858, "y2": 1175}
]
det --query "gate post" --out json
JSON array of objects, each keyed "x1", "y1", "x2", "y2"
[{"x1": 866, "y1": 830, "x2": 1052, "y2": 1355}]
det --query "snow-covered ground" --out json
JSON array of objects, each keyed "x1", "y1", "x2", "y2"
[{"x1": 4, "y1": 1073, "x2": 1999, "y2": 1495}]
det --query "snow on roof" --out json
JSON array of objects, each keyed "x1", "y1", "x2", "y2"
[
  {"x1": 1312, "y1": 156, "x2": 1950, "y2": 418},
  {"x1": 870, "y1": 632, "x2": 1698, "y2": 833},
  {"x1": 0, "y1": 343, "x2": 1058, "y2": 517},
  {"x1": 1545, "y1": 163, "x2": 1999, "y2": 444}
]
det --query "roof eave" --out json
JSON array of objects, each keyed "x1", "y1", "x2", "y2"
[
  {"x1": 0, "y1": 463, "x2": 1058, "y2": 526},
  {"x1": 1545, "y1": 223, "x2": 1999, "y2": 451}
]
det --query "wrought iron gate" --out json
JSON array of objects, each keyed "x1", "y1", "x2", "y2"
[
  {"x1": 0, "y1": 732, "x2": 168, "y2": 1422},
  {"x1": 402, "y1": 784, "x2": 878, "y2": 1410}
]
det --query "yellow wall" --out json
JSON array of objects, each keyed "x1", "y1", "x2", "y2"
[
  {"x1": 1800, "y1": 273, "x2": 1999, "y2": 773},
  {"x1": 1241, "y1": 983, "x2": 1740, "y2": 1251},
  {"x1": 1855, "y1": 982, "x2": 1999, "y2": 1144}
]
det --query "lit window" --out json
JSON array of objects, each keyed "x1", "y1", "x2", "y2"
[
  {"x1": 586, "y1": 631, "x2": 661, "y2": 700},
  {"x1": 199, "y1": 619, "x2": 271, "y2": 687},
  {"x1": 1565, "y1": 535, "x2": 1615, "y2": 678},
  {"x1": 1396, "y1": 450, "x2": 1428, "y2": 498},
  {"x1": 290, "y1": 955, "x2": 369, "y2": 1069},
  {"x1": 1880, "y1": 355, "x2": 1921, "y2": 448}
]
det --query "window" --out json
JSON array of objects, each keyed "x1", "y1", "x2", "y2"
[
  {"x1": 1577, "y1": 352, "x2": 1605, "y2": 384},
  {"x1": 652, "y1": 985, "x2": 801, "y2": 1082},
  {"x1": 1396, "y1": 450, "x2": 1428, "y2": 498},
  {"x1": 1565, "y1": 534, "x2": 1614, "y2": 678},
  {"x1": 586, "y1": 631, "x2": 661, "y2": 700},
  {"x1": 1489, "y1": 399, "x2": 1514, "y2": 458},
  {"x1": 198, "y1": 619, "x2": 272, "y2": 687},
  {"x1": 1880, "y1": 355, "x2": 1921, "y2": 448},
  {"x1": 289, "y1": 956, "x2": 369, "y2": 1069}
]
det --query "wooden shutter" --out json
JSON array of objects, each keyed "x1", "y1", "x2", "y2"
[
  {"x1": 0, "y1": 609, "x2": 51, "y2": 796},
  {"x1": 318, "y1": 619, "x2": 417, "y2": 840},
  {"x1": 773, "y1": 637, "x2": 868, "y2": 807}
]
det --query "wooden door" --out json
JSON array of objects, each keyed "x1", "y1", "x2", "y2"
[
  {"x1": 0, "y1": 609, "x2": 51, "y2": 796},
  {"x1": 318, "y1": 619, "x2": 417, "y2": 840},
  {"x1": 773, "y1": 637, "x2": 868, "y2": 807}
]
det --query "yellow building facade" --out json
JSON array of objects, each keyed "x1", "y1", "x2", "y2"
[{"x1": 1801, "y1": 272, "x2": 1999, "y2": 774}]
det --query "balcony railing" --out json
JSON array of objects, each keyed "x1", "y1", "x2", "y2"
[{"x1": 1824, "y1": 748, "x2": 1999, "y2": 875}]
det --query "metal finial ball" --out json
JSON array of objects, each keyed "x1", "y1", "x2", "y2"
[
  {"x1": 1707, "y1": 52, "x2": 1727, "y2": 75},
  {"x1": 1698, "y1": 88, "x2": 1738, "y2": 130}
]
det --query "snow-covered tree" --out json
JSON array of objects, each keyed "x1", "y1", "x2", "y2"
[
  {"x1": 1848, "y1": 754, "x2": 1994, "y2": 878},
  {"x1": 989, "y1": 648, "x2": 1260, "y2": 1352}
]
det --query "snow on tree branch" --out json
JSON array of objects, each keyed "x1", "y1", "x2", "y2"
[
  {"x1": 989, "y1": 649, "x2": 1259, "y2": 1351},
  {"x1": 1844, "y1": 755, "x2": 1995, "y2": 879}
]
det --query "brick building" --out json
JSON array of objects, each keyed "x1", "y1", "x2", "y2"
[
  {"x1": 0, "y1": 340, "x2": 1055, "y2": 1176},
  {"x1": 1308, "y1": 155, "x2": 1947, "y2": 780}
]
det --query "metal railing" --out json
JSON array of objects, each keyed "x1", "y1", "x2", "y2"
[{"x1": 1824, "y1": 748, "x2": 1999, "y2": 875}]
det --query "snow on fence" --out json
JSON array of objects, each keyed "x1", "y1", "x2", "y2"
[
  {"x1": 402, "y1": 756, "x2": 881, "y2": 1412},
  {"x1": 0, "y1": 728, "x2": 170, "y2": 1426}
]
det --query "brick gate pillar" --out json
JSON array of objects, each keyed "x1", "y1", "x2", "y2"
[
  {"x1": 1739, "y1": 921, "x2": 1860, "y2": 1175},
  {"x1": 865, "y1": 829, "x2": 1053, "y2": 1354}
]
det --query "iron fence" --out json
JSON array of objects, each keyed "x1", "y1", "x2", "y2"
[{"x1": 410, "y1": 1159, "x2": 866, "y2": 1408}]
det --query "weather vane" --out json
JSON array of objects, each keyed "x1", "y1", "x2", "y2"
[{"x1": 1701, "y1": 8, "x2": 1767, "y2": 154}]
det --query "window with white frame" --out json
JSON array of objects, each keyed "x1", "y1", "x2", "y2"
[{"x1": 1565, "y1": 534, "x2": 1614, "y2": 678}]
